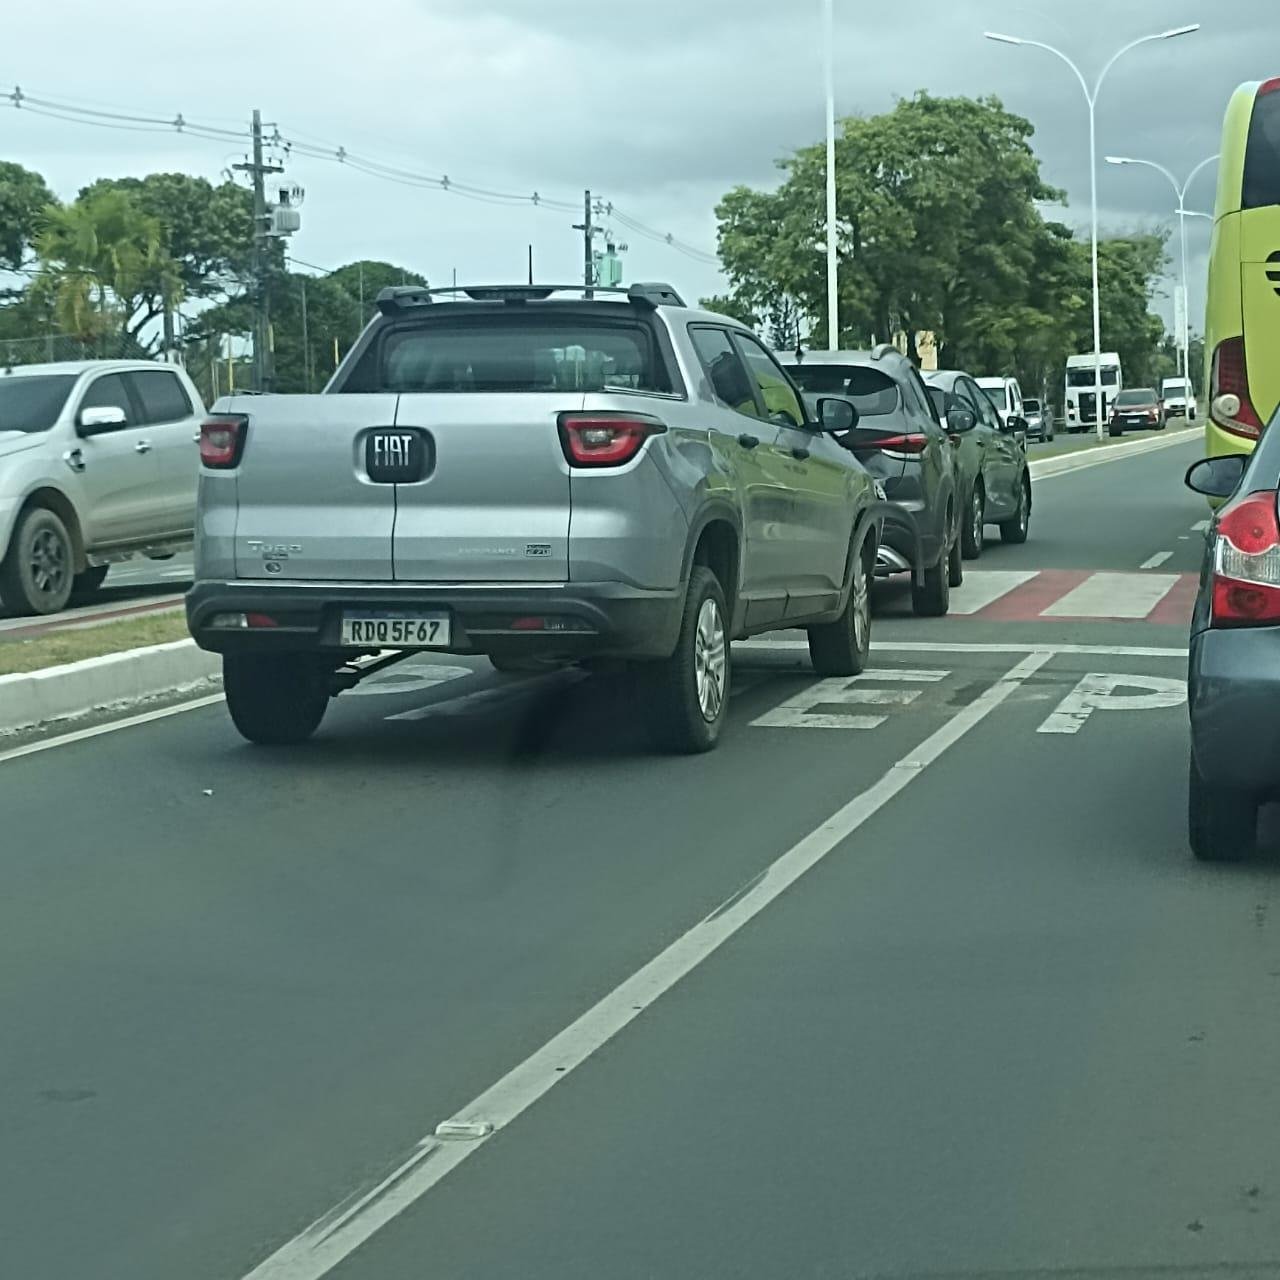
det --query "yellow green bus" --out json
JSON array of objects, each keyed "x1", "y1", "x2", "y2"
[{"x1": 1204, "y1": 77, "x2": 1280, "y2": 461}]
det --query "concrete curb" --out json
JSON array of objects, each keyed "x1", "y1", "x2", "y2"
[
  {"x1": 1029, "y1": 427, "x2": 1202, "y2": 481},
  {"x1": 0, "y1": 639, "x2": 220, "y2": 737}
]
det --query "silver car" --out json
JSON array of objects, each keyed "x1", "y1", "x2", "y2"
[
  {"x1": 0, "y1": 360, "x2": 205, "y2": 614},
  {"x1": 186, "y1": 283, "x2": 887, "y2": 753}
]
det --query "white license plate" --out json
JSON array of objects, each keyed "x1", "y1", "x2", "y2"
[{"x1": 341, "y1": 610, "x2": 450, "y2": 648}]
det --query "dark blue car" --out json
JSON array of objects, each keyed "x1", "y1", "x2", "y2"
[{"x1": 1186, "y1": 402, "x2": 1280, "y2": 859}]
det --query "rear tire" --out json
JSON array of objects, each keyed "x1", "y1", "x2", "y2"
[
  {"x1": 999, "y1": 476, "x2": 1031, "y2": 545},
  {"x1": 71, "y1": 564, "x2": 110, "y2": 602},
  {"x1": 911, "y1": 549, "x2": 950, "y2": 617},
  {"x1": 223, "y1": 653, "x2": 330, "y2": 745},
  {"x1": 1108, "y1": 426, "x2": 1121, "y2": 438},
  {"x1": 640, "y1": 566, "x2": 729, "y2": 753},
  {"x1": 961, "y1": 485, "x2": 984, "y2": 560},
  {"x1": 808, "y1": 539, "x2": 872, "y2": 676},
  {"x1": 0, "y1": 506, "x2": 74, "y2": 616},
  {"x1": 1189, "y1": 752, "x2": 1257, "y2": 862}
]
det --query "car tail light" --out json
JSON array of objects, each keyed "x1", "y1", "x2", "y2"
[
  {"x1": 200, "y1": 414, "x2": 248, "y2": 468},
  {"x1": 1209, "y1": 337, "x2": 1263, "y2": 439},
  {"x1": 558, "y1": 412, "x2": 666, "y2": 467},
  {"x1": 1210, "y1": 491, "x2": 1280, "y2": 626},
  {"x1": 1259, "y1": 77, "x2": 1280, "y2": 97},
  {"x1": 853, "y1": 433, "x2": 929, "y2": 456}
]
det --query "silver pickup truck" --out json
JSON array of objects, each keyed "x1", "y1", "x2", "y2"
[
  {"x1": 187, "y1": 283, "x2": 887, "y2": 753},
  {"x1": 0, "y1": 360, "x2": 204, "y2": 614}
]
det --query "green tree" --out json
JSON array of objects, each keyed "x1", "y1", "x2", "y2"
[
  {"x1": 0, "y1": 162, "x2": 57, "y2": 274},
  {"x1": 327, "y1": 259, "x2": 427, "y2": 325},
  {"x1": 33, "y1": 187, "x2": 181, "y2": 347}
]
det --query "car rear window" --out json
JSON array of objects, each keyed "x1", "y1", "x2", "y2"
[
  {"x1": 788, "y1": 364, "x2": 899, "y2": 415},
  {"x1": 1243, "y1": 88, "x2": 1280, "y2": 210},
  {"x1": 0, "y1": 373, "x2": 77, "y2": 433},
  {"x1": 342, "y1": 315, "x2": 671, "y2": 394}
]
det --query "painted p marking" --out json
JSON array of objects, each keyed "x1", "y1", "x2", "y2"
[{"x1": 1037, "y1": 672, "x2": 1186, "y2": 735}]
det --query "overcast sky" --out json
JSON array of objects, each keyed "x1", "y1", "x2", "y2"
[{"x1": 3, "y1": 0, "x2": 1274, "y2": 338}]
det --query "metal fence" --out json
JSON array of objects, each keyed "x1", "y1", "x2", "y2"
[{"x1": 0, "y1": 332, "x2": 150, "y2": 368}]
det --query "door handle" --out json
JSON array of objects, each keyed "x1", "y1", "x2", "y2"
[
  {"x1": 135, "y1": 440, "x2": 152, "y2": 454},
  {"x1": 790, "y1": 445, "x2": 810, "y2": 460},
  {"x1": 63, "y1": 448, "x2": 85, "y2": 474},
  {"x1": 737, "y1": 433, "x2": 760, "y2": 449}
]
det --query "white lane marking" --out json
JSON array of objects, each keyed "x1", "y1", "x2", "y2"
[
  {"x1": 1191, "y1": 519, "x2": 1210, "y2": 532},
  {"x1": 1040, "y1": 572, "x2": 1178, "y2": 619},
  {"x1": 1037, "y1": 673, "x2": 1187, "y2": 734},
  {"x1": 238, "y1": 650, "x2": 1053, "y2": 1280},
  {"x1": 1140, "y1": 551, "x2": 1173, "y2": 569},
  {"x1": 851, "y1": 668, "x2": 948, "y2": 682},
  {"x1": 751, "y1": 679, "x2": 922, "y2": 731},
  {"x1": 1178, "y1": 535, "x2": 1191, "y2": 541},
  {"x1": 346, "y1": 664, "x2": 473, "y2": 698},
  {"x1": 738, "y1": 639, "x2": 1188, "y2": 658},
  {"x1": 0, "y1": 695, "x2": 224, "y2": 766},
  {"x1": 947, "y1": 570, "x2": 1038, "y2": 615}
]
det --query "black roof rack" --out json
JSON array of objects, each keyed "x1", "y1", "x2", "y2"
[{"x1": 374, "y1": 281, "x2": 686, "y2": 315}]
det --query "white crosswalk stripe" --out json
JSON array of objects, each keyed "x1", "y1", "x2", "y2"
[
  {"x1": 1040, "y1": 572, "x2": 1178, "y2": 618},
  {"x1": 947, "y1": 570, "x2": 1038, "y2": 615}
]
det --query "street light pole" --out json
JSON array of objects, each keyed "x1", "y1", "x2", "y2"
[
  {"x1": 823, "y1": 0, "x2": 838, "y2": 351},
  {"x1": 1105, "y1": 153, "x2": 1218, "y2": 390},
  {"x1": 985, "y1": 25, "x2": 1200, "y2": 439}
]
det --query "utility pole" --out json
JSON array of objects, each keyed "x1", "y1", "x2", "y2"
[
  {"x1": 300, "y1": 276, "x2": 311, "y2": 392},
  {"x1": 573, "y1": 189, "x2": 595, "y2": 297},
  {"x1": 233, "y1": 109, "x2": 284, "y2": 392}
]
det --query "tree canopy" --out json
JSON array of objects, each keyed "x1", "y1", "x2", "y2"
[
  {"x1": 705, "y1": 91, "x2": 1169, "y2": 394},
  {"x1": 0, "y1": 162, "x2": 57, "y2": 275}
]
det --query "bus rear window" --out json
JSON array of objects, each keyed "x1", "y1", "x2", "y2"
[
  {"x1": 342, "y1": 315, "x2": 671, "y2": 395},
  {"x1": 1243, "y1": 87, "x2": 1280, "y2": 210}
]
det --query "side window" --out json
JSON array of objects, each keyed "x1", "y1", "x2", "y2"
[
  {"x1": 731, "y1": 332, "x2": 806, "y2": 428},
  {"x1": 689, "y1": 326, "x2": 761, "y2": 420},
  {"x1": 905, "y1": 367, "x2": 942, "y2": 428},
  {"x1": 130, "y1": 370, "x2": 194, "y2": 425},
  {"x1": 966, "y1": 380, "x2": 1001, "y2": 430},
  {"x1": 78, "y1": 373, "x2": 135, "y2": 430}
]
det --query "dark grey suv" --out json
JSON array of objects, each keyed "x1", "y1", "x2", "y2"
[{"x1": 780, "y1": 347, "x2": 961, "y2": 616}]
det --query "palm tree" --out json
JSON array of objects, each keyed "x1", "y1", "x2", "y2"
[{"x1": 35, "y1": 189, "x2": 182, "y2": 350}]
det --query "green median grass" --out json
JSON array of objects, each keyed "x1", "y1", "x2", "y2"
[
  {"x1": 1030, "y1": 424, "x2": 1202, "y2": 459},
  {"x1": 0, "y1": 610, "x2": 191, "y2": 676}
]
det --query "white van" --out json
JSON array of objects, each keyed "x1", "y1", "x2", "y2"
[
  {"x1": 1064, "y1": 352, "x2": 1123, "y2": 432},
  {"x1": 1160, "y1": 376, "x2": 1198, "y2": 423}
]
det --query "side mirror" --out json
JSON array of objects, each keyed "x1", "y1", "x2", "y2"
[
  {"x1": 1005, "y1": 414, "x2": 1026, "y2": 434},
  {"x1": 816, "y1": 396, "x2": 859, "y2": 434},
  {"x1": 1185, "y1": 454, "x2": 1246, "y2": 499},
  {"x1": 77, "y1": 405, "x2": 127, "y2": 436},
  {"x1": 947, "y1": 407, "x2": 976, "y2": 434}
]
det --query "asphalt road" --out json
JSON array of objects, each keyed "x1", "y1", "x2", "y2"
[{"x1": 11, "y1": 433, "x2": 1280, "y2": 1280}]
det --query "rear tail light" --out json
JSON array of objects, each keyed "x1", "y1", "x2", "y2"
[
  {"x1": 557, "y1": 412, "x2": 666, "y2": 468},
  {"x1": 852, "y1": 432, "x2": 929, "y2": 456},
  {"x1": 1210, "y1": 491, "x2": 1280, "y2": 627},
  {"x1": 200, "y1": 414, "x2": 248, "y2": 468},
  {"x1": 1259, "y1": 77, "x2": 1280, "y2": 97},
  {"x1": 1209, "y1": 337, "x2": 1263, "y2": 439}
]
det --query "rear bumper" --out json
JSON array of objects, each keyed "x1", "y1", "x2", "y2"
[
  {"x1": 186, "y1": 578, "x2": 684, "y2": 661},
  {"x1": 1189, "y1": 626, "x2": 1280, "y2": 794}
]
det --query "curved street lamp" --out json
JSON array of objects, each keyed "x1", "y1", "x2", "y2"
[
  {"x1": 985, "y1": 24, "x2": 1201, "y2": 437},
  {"x1": 1106, "y1": 153, "x2": 1218, "y2": 387}
]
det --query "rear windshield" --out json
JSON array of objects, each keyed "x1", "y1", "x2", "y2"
[
  {"x1": 1023, "y1": 398, "x2": 1040, "y2": 411},
  {"x1": 341, "y1": 315, "x2": 671, "y2": 394},
  {"x1": 1243, "y1": 88, "x2": 1280, "y2": 210},
  {"x1": 1116, "y1": 389, "x2": 1157, "y2": 406},
  {"x1": 1066, "y1": 367, "x2": 1120, "y2": 387},
  {"x1": 788, "y1": 364, "x2": 899, "y2": 415},
  {"x1": 0, "y1": 373, "x2": 77, "y2": 433}
]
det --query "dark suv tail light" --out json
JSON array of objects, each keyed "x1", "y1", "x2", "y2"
[
  {"x1": 1210, "y1": 491, "x2": 1280, "y2": 626},
  {"x1": 851, "y1": 432, "x2": 929, "y2": 456},
  {"x1": 200, "y1": 414, "x2": 248, "y2": 468},
  {"x1": 1209, "y1": 337, "x2": 1263, "y2": 440},
  {"x1": 558, "y1": 412, "x2": 666, "y2": 468}
]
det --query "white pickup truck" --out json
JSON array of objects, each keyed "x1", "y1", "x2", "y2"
[{"x1": 0, "y1": 359, "x2": 205, "y2": 614}]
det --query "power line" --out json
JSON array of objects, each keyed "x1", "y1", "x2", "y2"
[{"x1": 2, "y1": 83, "x2": 720, "y2": 266}]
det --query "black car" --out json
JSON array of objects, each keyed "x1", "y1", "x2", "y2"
[
  {"x1": 1185, "y1": 403, "x2": 1280, "y2": 860},
  {"x1": 782, "y1": 347, "x2": 961, "y2": 616},
  {"x1": 926, "y1": 370, "x2": 1032, "y2": 559}
]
